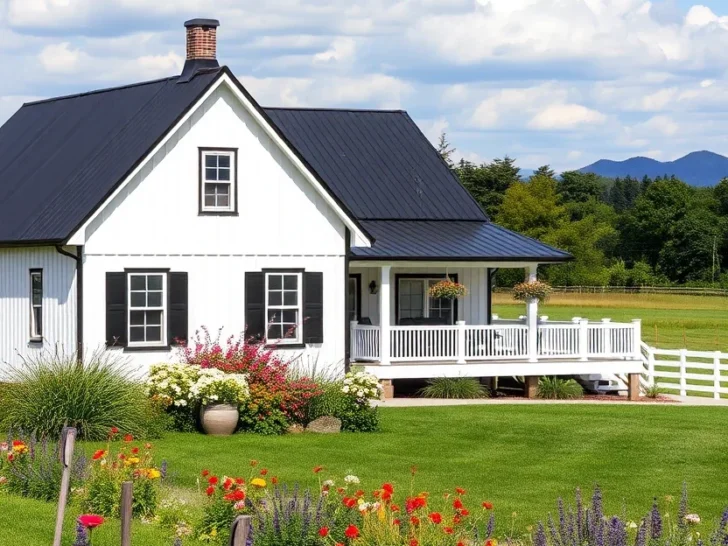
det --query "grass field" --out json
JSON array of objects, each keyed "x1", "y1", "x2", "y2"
[
  {"x1": 492, "y1": 292, "x2": 728, "y2": 351},
  {"x1": 4, "y1": 405, "x2": 728, "y2": 545}
]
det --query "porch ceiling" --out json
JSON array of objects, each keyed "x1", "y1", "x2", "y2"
[{"x1": 350, "y1": 220, "x2": 572, "y2": 263}]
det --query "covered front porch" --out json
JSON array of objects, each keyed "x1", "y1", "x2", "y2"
[{"x1": 347, "y1": 262, "x2": 644, "y2": 384}]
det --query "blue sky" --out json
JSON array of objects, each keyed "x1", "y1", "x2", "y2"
[{"x1": 2, "y1": 0, "x2": 728, "y2": 171}]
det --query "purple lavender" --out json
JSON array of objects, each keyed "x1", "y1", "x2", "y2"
[
  {"x1": 535, "y1": 522, "x2": 548, "y2": 546},
  {"x1": 650, "y1": 499, "x2": 663, "y2": 539},
  {"x1": 678, "y1": 482, "x2": 688, "y2": 529},
  {"x1": 607, "y1": 516, "x2": 627, "y2": 546},
  {"x1": 486, "y1": 512, "x2": 495, "y2": 538},
  {"x1": 172, "y1": 538, "x2": 182, "y2": 546},
  {"x1": 635, "y1": 520, "x2": 647, "y2": 546},
  {"x1": 576, "y1": 488, "x2": 584, "y2": 544},
  {"x1": 73, "y1": 521, "x2": 89, "y2": 546}
]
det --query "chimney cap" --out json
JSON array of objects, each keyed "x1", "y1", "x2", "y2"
[{"x1": 184, "y1": 18, "x2": 220, "y2": 28}]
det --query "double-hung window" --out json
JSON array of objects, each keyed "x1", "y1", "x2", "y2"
[
  {"x1": 265, "y1": 272, "x2": 302, "y2": 344},
  {"x1": 398, "y1": 277, "x2": 455, "y2": 324},
  {"x1": 128, "y1": 272, "x2": 166, "y2": 346},
  {"x1": 200, "y1": 149, "x2": 236, "y2": 213},
  {"x1": 30, "y1": 269, "x2": 42, "y2": 340}
]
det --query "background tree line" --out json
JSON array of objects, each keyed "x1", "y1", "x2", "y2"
[{"x1": 439, "y1": 135, "x2": 728, "y2": 287}]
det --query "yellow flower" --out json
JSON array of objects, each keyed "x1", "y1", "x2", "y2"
[
  {"x1": 250, "y1": 478, "x2": 266, "y2": 488},
  {"x1": 124, "y1": 456, "x2": 141, "y2": 466},
  {"x1": 211, "y1": 529, "x2": 217, "y2": 537},
  {"x1": 146, "y1": 468, "x2": 161, "y2": 479}
]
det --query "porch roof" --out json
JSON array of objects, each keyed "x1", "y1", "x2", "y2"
[{"x1": 350, "y1": 220, "x2": 573, "y2": 262}]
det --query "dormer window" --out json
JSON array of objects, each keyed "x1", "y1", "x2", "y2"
[{"x1": 199, "y1": 148, "x2": 237, "y2": 214}]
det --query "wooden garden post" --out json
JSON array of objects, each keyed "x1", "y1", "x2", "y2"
[
  {"x1": 121, "y1": 481, "x2": 133, "y2": 546},
  {"x1": 230, "y1": 515, "x2": 253, "y2": 546},
  {"x1": 53, "y1": 426, "x2": 77, "y2": 546}
]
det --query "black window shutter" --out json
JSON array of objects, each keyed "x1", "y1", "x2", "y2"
[
  {"x1": 168, "y1": 272, "x2": 188, "y2": 346},
  {"x1": 106, "y1": 272, "x2": 127, "y2": 347},
  {"x1": 303, "y1": 272, "x2": 324, "y2": 344},
  {"x1": 245, "y1": 272, "x2": 266, "y2": 341}
]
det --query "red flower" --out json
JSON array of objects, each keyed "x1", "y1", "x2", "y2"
[
  {"x1": 344, "y1": 525, "x2": 360, "y2": 539},
  {"x1": 78, "y1": 515, "x2": 105, "y2": 529},
  {"x1": 458, "y1": 542, "x2": 466, "y2": 546},
  {"x1": 123, "y1": 434, "x2": 133, "y2": 442},
  {"x1": 202, "y1": 470, "x2": 210, "y2": 477},
  {"x1": 208, "y1": 476, "x2": 219, "y2": 485},
  {"x1": 455, "y1": 487, "x2": 466, "y2": 495},
  {"x1": 391, "y1": 504, "x2": 401, "y2": 513},
  {"x1": 7, "y1": 453, "x2": 13, "y2": 462},
  {"x1": 393, "y1": 519, "x2": 401, "y2": 526},
  {"x1": 444, "y1": 527, "x2": 454, "y2": 535},
  {"x1": 410, "y1": 540, "x2": 419, "y2": 546},
  {"x1": 223, "y1": 478, "x2": 234, "y2": 490},
  {"x1": 453, "y1": 515, "x2": 462, "y2": 524},
  {"x1": 260, "y1": 468, "x2": 268, "y2": 476},
  {"x1": 235, "y1": 477, "x2": 245, "y2": 485},
  {"x1": 206, "y1": 485, "x2": 216, "y2": 496},
  {"x1": 319, "y1": 527, "x2": 330, "y2": 537},
  {"x1": 486, "y1": 540, "x2": 495, "y2": 546},
  {"x1": 272, "y1": 476, "x2": 279, "y2": 485},
  {"x1": 313, "y1": 465, "x2": 323, "y2": 474},
  {"x1": 405, "y1": 496, "x2": 427, "y2": 513},
  {"x1": 482, "y1": 501, "x2": 493, "y2": 510},
  {"x1": 343, "y1": 497, "x2": 357, "y2": 509},
  {"x1": 460, "y1": 509, "x2": 470, "y2": 517},
  {"x1": 355, "y1": 489, "x2": 365, "y2": 498},
  {"x1": 131, "y1": 447, "x2": 139, "y2": 455},
  {"x1": 92, "y1": 450, "x2": 106, "y2": 461},
  {"x1": 453, "y1": 498, "x2": 464, "y2": 510},
  {"x1": 381, "y1": 490, "x2": 392, "y2": 502},
  {"x1": 382, "y1": 483, "x2": 394, "y2": 494},
  {"x1": 428, "y1": 512, "x2": 443, "y2": 524},
  {"x1": 110, "y1": 427, "x2": 119, "y2": 435},
  {"x1": 410, "y1": 516, "x2": 421, "y2": 526}
]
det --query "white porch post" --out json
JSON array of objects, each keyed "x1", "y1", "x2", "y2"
[
  {"x1": 379, "y1": 265, "x2": 391, "y2": 366},
  {"x1": 350, "y1": 321, "x2": 358, "y2": 361},
  {"x1": 526, "y1": 265, "x2": 538, "y2": 363},
  {"x1": 632, "y1": 319, "x2": 642, "y2": 360}
]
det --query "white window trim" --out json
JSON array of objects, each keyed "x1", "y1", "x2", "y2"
[
  {"x1": 265, "y1": 272, "x2": 303, "y2": 345},
  {"x1": 200, "y1": 149, "x2": 236, "y2": 213},
  {"x1": 127, "y1": 272, "x2": 167, "y2": 348},
  {"x1": 29, "y1": 270, "x2": 42, "y2": 340},
  {"x1": 397, "y1": 277, "x2": 455, "y2": 323}
]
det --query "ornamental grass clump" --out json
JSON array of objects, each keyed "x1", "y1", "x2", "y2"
[
  {"x1": 0, "y1": 349, "x2": 150, "y2": 440},
  {"x1": 536, "y1": 377, "x2": 584, "y2": 400},
  {"x1": 512, "y1": 280, "x2": 552, "y2": 303},
  {"x1": 419, "y1": 377, "x2": 490, "y2": 399}
]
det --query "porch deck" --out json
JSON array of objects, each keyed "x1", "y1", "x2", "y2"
[{"x1": 351, "y1": 319, "x2": 643, "y2": 379}]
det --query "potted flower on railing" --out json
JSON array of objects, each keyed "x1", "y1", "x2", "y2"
[
  {"x1": 512, "y1": 280, "x2": 552, "y2": 303},
  {"x1": 192, "y1": 369, "x2": 250, "y2": 436},
  {"x1": 428, "y1": 278, "x2": 468, "y2": 300}
]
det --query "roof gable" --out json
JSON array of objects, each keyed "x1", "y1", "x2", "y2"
[
  {"x1": 264, "y1": 108, "x2": 487, "y2": 221},
  {"x1": 0, "y1": 70, "x2": 222, "y2": 243}
]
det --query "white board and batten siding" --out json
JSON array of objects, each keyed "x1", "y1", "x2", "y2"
[
  {"x1": 350, "y1": 266, "x2": 491, "y2": 325},
  {"x1": 75, "y1": 83, "x2": 349, "y2": 372},
  {"x1": 0, "y1": 246, "x2": 77, "y2": 372}
]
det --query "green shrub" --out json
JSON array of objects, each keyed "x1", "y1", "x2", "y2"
[
  {"x1": 0, "y1": 350, "x2": 151, "y2": 440},
  {"x1": 338, "y1": 397, "x2": 380, "y2": 432},
  {"x1": 419, "y1": 377, "x2": 490, "y2": 399},
  {"x1": 536, "y1": 377, "x2": 584, "y2": 400},
  {"x1": 306, "y1": 382, "x2": 347, "y2": 422},
  {"x1": 306, "y1": 378, "x2": 380, "y2": 432}
]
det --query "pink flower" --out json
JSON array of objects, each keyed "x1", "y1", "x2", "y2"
[{"x1": 78, "y1": 514, "x2": 105, "y2": 529}]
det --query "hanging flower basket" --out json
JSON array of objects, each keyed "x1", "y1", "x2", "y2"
[
  {"x1": 512, "y1": 280, "x2": 552, "y2": 303},
  {"x1": 428, "y1": 278, "x2": 468, "y2": 300}
]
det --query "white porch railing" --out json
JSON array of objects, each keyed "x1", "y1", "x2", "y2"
[{"x1": 351, "y1": 319, "x2": 641, "y2": 363}]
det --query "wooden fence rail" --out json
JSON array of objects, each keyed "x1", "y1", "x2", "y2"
[{"x1": 495, "y1": 286, "x2": 728, "y2": 296}]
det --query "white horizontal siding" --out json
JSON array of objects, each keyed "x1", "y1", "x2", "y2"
[
  {"x1": 0, "y1": 246, "x2": 77, "y2": 373},
  {"x1": 351, "y1": 266, "x2": 492, "y2": 325},
  {"x1": 83, "y1": 254, "x2": 346, "y2": 374}
]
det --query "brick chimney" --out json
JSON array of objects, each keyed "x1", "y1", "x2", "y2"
[{"x1": 179, "y1": 18, "x2": 220, "y2": 82}]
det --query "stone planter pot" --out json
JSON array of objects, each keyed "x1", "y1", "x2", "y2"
[{"x1": 200, "y1": 404, "x2": 239, "y2": 436}]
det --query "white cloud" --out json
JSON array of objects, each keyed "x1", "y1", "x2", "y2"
[
  {"x1": 529, "y1": 104, "x2": 606, "y2": 130},
  {"x1": 38, "y1": 42, "x2": 85, "y2": 73},
  {"x1": 639, "y1": 115, "x2": 680, "y2": 136},
  {"x1": 313, "y1": 37, "x2": 356, "y2": 64}
]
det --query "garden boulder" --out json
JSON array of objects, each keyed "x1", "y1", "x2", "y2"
[{"x1": 306, "y1": 416, "x2": 342, "y2": 434}]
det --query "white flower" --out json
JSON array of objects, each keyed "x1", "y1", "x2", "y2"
[
  {"x1": 323, "y1": 479, "x2": 335, "y2": 487},
  {"x1": 344, "y1": 475, "x2": 360, "y2": 485},
  {"x1": 685, "y1": 514, "x2": 701, "y2": 525},
  {"x1": 342, "y1": 386, "x2": 350, "y2": 393}
]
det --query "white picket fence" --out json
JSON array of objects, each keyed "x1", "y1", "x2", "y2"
[{"x1": 640, "y1": 343, "x2": 728, "y2": 399}]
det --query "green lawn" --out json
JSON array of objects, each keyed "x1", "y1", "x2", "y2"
[
  {"x1": 4, "y1": 405, "x2": 728, "y2": 545},
  {"x1": 492, "y1": 292, "x2": 728, "y2": 351}
]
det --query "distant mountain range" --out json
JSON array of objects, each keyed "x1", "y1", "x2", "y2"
[{"x1": 577, "y1": 151, "x2": 728, "y2": 187}]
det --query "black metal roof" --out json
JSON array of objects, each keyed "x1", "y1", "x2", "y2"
[
  {"x1": 350, "y1": 221, "x2": 572, "y2": 262},
  {"x1": 0, "y1": 68, "x2": 222, "y2": 243},
  {"x1": 264, "y1": 108, "x2": 487, "y2": 221}
]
